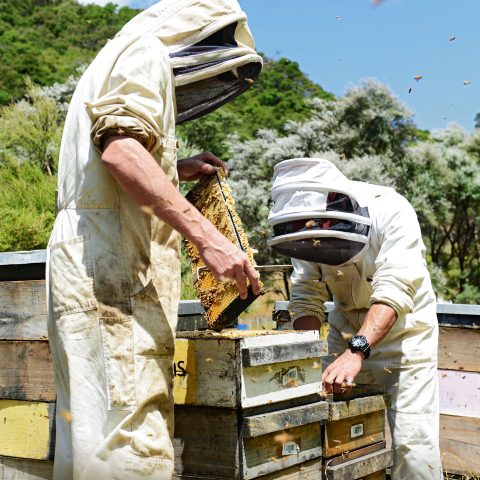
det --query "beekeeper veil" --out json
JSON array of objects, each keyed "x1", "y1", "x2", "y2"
[
  {"x1": 268, "y1": 159, "x2": 372, "y2": 266},
  {"x1": 117, "y1": 0, "x2": 263, "y2": 124}
]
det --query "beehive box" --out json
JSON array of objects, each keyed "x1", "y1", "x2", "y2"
[
  {"x1": 436, "y1": 308, "x2": 480, "y2": 476},
  {"x1": 173, "y1": 329, "x2": 327, "y2": 409},
  {"x1": 323, "y1": 441, "x2": 393, "y2": 480},
  {"x1": 174, "y1": 401, "x2": 328, "y2": 479},
  {"x1": 323, "y1": 393, "x2": 389, "y2": 459}
]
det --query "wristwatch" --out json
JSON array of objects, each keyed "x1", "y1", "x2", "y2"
[{"x1": 348, "y1": 335, "x2": 371, "y2": 359}]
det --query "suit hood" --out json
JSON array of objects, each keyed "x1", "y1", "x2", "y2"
[
  {"x1": 117, "y1": 0, "x2": 263, "y2": 123},
  {"x1": 268, "y1": 158, "x2": 373, "y2": 266}
]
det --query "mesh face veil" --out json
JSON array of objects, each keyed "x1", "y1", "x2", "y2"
[
  {"x1": 268, "y1": 159, "x2": 371, "y2": 266},
  {"x1": 171, "y1": 22, "x2": 262, "y2": 123}
]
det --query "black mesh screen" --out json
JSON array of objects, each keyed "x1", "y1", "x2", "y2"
[
  {"x1": 175, "y1": 61, "x2": 262, "y2": 124},
  {"x1": 170, "y1": 23, "x2": 238, "y2": 58},
  {"x1": 273, "y1": 218, "x2": 370, "y2": 237},
  {"x1": 271, "y1": 238, "x2": 366, "y2": 266}
]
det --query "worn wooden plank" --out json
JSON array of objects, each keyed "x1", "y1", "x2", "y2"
[
  {"x1": 324, "y1": 448, "x2": 392, "y2": 480},
  {"x1": 438, "y1": 326, "x2": 480, "y2": 372},
  {"x1": 0, "y1": 400, "x2": 55, "y2": 460},
  {"x1": 243, "y1": 422, "x2": 322, "y2": 479},
  {"x1": 256, "y1": 458, "x2": 321, "y2": 480},
  {"x1": 243, "y1": 401, "x2": 328, "y2": 438},
  {"x1": 0, "y1": 280, "x2": 47, "y2": 340},
  {"x1": 0, "y1": 341, "x2": 55, "y2": 402},
  {"x1": 174, "y1": 406, "x2": 239, "y2": 478},
  {"x1": 438, "y1": 370, "x2": 480, "y2": 418},
  {"x1": 360, "y1": 472, "x2": 385, "y2": 480},
  {"x1": 242, "y1": 341, "x2": 327, "y2": 367},
  {"x1": 327, "y1": 395, "x2": 388, "y2": 422},
  {"x1": 440, "y1": 414, "x2": 480, "y2": 475},
  {"x1": 332, "y1": 384, "x2": 385, "y2": 402},
  {"x1": 173, "y1": 458, "x2": 322, "y2": 480},
  {"x1": 326, "y1": 441, "x2": 386, "y2": 468},
  {"x1": 0, "y1": 457, "x2": 53, "y2": 480},
  {"x1": 323, "y1": 410, "x2": 385, "y2": 458}
]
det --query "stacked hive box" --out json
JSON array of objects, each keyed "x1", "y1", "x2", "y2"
[
  {"x1": 0, "y1": 251, "x2": 331, "y2": 480},
  {"x1": 322, "y1": 391, "x2": 392, "y2": 480},
  {"x1": 0, "y1": 251, "x2": 55, "y2": 479},
  {"x1": 275, "y1": 300, "x2": 480, "y2": 478},
  {"x1": 173, "y1": 329, "x2": 328, "y2": 479},
  {"x1": 436, "y1": 304, "x2": 480, "y2": 476}
]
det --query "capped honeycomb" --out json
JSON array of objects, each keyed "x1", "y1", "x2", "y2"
[{"x1": 185, "y1": 169, "x2": 263, "y2": 331}]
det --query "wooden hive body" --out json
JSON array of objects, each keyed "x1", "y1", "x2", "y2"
[
  {"x1": 174, "y1": 330, "x2": 327, "y2": 409},
  {"x1": 323, "y1": 393, "x2": 389, "y2": 459},
  {"x1": 174, "y1": 401, "x2": 328, "y2": 479}
]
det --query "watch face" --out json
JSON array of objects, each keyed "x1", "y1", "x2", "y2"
[{"x1": 351, "y1": 336, "x2": 367, "y2": 348}]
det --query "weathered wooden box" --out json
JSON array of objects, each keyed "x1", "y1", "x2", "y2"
[
  {"x1": 437, "y1": 311, "x2": 480, "y2": 476},
  {"x1": 323, "y1": 394, "x2": 388, "y2": 459},
  {"x1": 174, "y1": 330, "x2": 327, "y2": 409},
  {"x1": 174, "y1": 401, "x2": 328, "y2": 479},
  {"x1": 323, "y1": 441, "x2": 393, "y2": 480}
]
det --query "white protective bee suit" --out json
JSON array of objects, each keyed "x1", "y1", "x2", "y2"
[
  {"x1": 268, "y1": 159, "x2": 443, "y2": 480},
  {"x1": 47, "y1": 2, "x2": 262, "y2": 479}
]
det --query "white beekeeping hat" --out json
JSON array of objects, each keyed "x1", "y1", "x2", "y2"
[{"x1": 267, "y1": 158, "x2": 371, "y2": 265}]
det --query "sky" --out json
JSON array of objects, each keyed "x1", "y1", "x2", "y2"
[{"x1": 79, "y1": 0, "x2": 480, "y2": 132}]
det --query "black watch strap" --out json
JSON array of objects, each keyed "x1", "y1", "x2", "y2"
[{"x1": 348, "y1": 335, "x2": 371, "y2": 359}]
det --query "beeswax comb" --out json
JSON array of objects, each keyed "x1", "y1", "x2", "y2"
[{"x1": 185, "y1": 170, "x2": 263, "y2": 331}]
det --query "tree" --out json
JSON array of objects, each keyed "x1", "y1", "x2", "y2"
[
  {"x1": 0, "y1": 0, "x2": 138, "y2": 104},
  {"x1": 0, "y1": 81, "x2": 63, "y2": 251},
  {"x1": 475, "y1": 112, "x2": 480, "y2": 129}
]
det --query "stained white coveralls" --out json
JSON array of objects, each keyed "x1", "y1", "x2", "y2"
[
  {"x1": 46, "y1": 2, "x2": 261, "y2": 479},
  {"x1": 269, "y1": 159, "x2": 443, "y2": 479}
]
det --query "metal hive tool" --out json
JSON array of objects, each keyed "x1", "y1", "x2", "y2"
[{"x1": 185, "y1": 169, "x2": 263, "y2": 331}]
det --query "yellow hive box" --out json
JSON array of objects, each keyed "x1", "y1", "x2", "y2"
[{"x1": 185, "y1": 170, "x2": 263, "y2": 331}]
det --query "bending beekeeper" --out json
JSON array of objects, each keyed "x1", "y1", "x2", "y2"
[
  {"x1": 47, "y1": 1, "x2": 262, "y2": 479},
  {"x1": 268, "y1": 158, "x2": 442, "y2": 479}
]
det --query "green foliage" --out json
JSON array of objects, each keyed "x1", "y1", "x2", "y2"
[
  {"x1": 0, "y1": 159, "x2": 56, "y2": 251},
  {"x1": 0, "y1": 0, "x2": 138, "y2": 104},
  {"x1": 0, "y1": 81, "x2": 62, "y2": 175},
  {"x1": 0, "y1": 81, "x2": 63, "y2": 251}
]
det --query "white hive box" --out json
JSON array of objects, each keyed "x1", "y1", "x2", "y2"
[{"x1": 173, "y1": 329, "x2": 327, "y2": 409}]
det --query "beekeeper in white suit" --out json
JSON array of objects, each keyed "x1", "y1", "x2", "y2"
[
  {"x1": 268, "y1": 158, "x2": 443, "y2": 479},
  {"x1": 47, "y1": 1, "x2": 262, "y2": 479}
]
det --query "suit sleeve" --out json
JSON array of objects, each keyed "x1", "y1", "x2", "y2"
[
  {"x1": 86, "y1": 35, "x2": 170, "y2": 153},
  {"x1": 289, "y1": 259, "x2": 329, "y2": 323},
  {"x1": 370, "y1": 193, "x2": 427, "y2": 317}
]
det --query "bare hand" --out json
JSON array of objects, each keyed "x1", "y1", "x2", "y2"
[
  {"x1": 177, "y1": 152, "x2": 228, "y2": 182},
  {"x1": 322, "y1": 349, "x2": 364, "y2": 395},
  {"x1": 198, "y1": 233, "x2": 262, "y2": 300}
]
